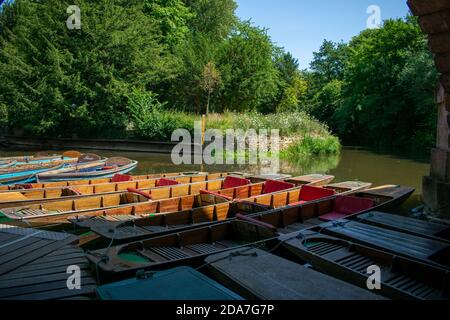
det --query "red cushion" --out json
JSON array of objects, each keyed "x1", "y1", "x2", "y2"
[
  {"x1": 334, "y1": 196, "x2": 375, "y2": 215},
  {"x1": 127, "y1": 188, "x2": 152, "y2": 200},
  {"x1": 319, "y1": 196, "x2": 375, "y2": 221},
  {"x1": 223, "y1": 176, "x2": 251, "y2": 189},
  {"x1": 200, "y1": 189, "x2": 233, "y2": 201},
  {"x1": 156, "y1": 178, "x2": 180, "y2": 187},
  {"x1": 262, "y1": 180, "x2": 295, "y2": 194},
  {"x1": 112, "y1": 174, "x2": 133, "y2": 183},
  {"x1": 299, "y1": 185, "x2": 336, "y2": 202},
  {"x1": 102, "y1": 165, "x2": 118, "y2": 171}
]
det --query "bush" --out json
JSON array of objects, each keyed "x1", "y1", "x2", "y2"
[{"x1": 281, "y1": 135, "x2": 341, "y2": 157}]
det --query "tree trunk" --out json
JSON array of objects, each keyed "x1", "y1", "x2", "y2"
[{"x1": 206, "y1": 91, "x2": 211, "y2": 116}]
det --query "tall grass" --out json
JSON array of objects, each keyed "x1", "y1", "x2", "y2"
[{"x1": 129, "y1": 108, "x2": 341, "y2": 157}]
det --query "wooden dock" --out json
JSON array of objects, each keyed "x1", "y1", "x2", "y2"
[{"x1": 0, "y1": 224, "x2": 96, "y2": 300}]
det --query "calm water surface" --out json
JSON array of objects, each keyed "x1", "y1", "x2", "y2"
[{"x1": 0, "y1": 147, "x2": 429, "y2": 211}]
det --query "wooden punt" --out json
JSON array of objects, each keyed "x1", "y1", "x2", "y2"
[
  {"x1": 87, "y1": 186, "x2": 412, "y2": 282},
  {"x1": 96, "y1": 266, "x2": 243, "y2": 300},
  {"x1": 0, "y1": 163, "x2": 66, "y2": 186},
  {"x1": 0, "y1": 174, "x2": 328, "y2": 228},
  {"x1": 87, "y1": 219, "x2": 278, "y2": 283},
  {"x1": 236, "y1": 180, "x2": 372, "y2": 210},
  {"x1": 0, "y1": 173, "x2": 230, "y2": 209},
  {"x1": 354, "y1": 211, "x2": 450, "y2": 242},
  {"x1": 0, "y1": 224, "x2": 96, "y2": 300},
  {"x1": 0, "y1": 161, "x2": 17, "y2": 169},
  {"x1": 0, "y1": 181, "x2": 244, "y2": 229},
  {"x1": 280, "y1": 230, "x2": 450, "y2": 300},
  {"x1": 205, "y1": 248, "x2": 385, "y2": 300},
  {"x1": 89, "y1": 181, "x2": 368, "y2": 245},
  {"x1": 311, "y1": 220, "x2": 450, "y2": 270},
  {"x1": 36, "y1": 157, "x2": 138, "y2": 182},
  {"x1": 0, "y1": 171, "x2": 225, "y2": 191}
]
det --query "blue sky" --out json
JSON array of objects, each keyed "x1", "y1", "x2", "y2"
[{"x1": 236, "y1": 0, "x2": 411, "y2": 69}]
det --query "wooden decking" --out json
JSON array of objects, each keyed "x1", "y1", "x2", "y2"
[{"x1": 0, "y1": 224, "x2": 96, "y2": 300}]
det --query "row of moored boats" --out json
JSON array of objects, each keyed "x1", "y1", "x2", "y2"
[{"x1": 0, "y1": 151, "x2": 448, "y2": 300}]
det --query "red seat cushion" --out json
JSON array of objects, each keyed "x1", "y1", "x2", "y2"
[
  {"x1": 299, "y1": 185, "x2": 336, "y2": 202},
  {"x1": 200, "y1": 189, "x2": 233, "y2": 201},
  {"x1": 223, "y1": 176, "x2": 251, "y2": 189},
  {"x1": 102, "y1": 165, "x2": 118, "y2": 171},
  {"x1": 319, "y1": 196, "x2": 375, "y2": 221},
  {"x1": 156, "y1": 178, "x2": 180, "y2": 187},
  {"x1": 112, "y1": 174, "x2": 133, "y2": 183},
  {"x1": 262, "y1": 180, "x2": 295, "y2": 194},
  {"x1": 127, "y1": 188, "x2": 152, "y2": 200},
  {"x1": 13, "y1": 184, "x2": 34, "y2": 190}
]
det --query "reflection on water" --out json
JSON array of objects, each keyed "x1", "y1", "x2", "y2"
[{"x1": 1, "y1": 147, "x2": 429, "y2": 210}]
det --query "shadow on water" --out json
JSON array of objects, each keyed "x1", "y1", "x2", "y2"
[{"x1": 1, "y1": 146, "x2": 429, "y2": 212}]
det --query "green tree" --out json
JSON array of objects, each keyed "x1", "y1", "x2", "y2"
[
  {"x1": 185, "y1": 0, "x2": 237, "y2": 41},
  {"x1": 217, "y1": 21, "x2": 279, "y2": 112},
  {"x1": 336, "y1": 16, "x2": 438, "y2": 154},
  {"x1": 277, "y1": 73, "x2": 308, "y2": 113},
  {"x1": 144, "y1": 0, "x2": 194, "y2": 48},
  {"x1": 0, "y1": 0, "x2": 177, "y2": 137},
  {"x1": 201, "y1": 61, "x2": 221, "y2": 115}
]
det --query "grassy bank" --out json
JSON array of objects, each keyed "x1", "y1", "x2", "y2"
[{"x1": 129, "y1": 110, "x2": 341, "y2": 159}]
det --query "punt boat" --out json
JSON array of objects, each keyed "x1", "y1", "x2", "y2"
[
  {"x1": 0, "y1": 171, "x2": 226, "y2": 191},
  {"x1": 0, "y1": 174, "x2": 332, "y2": 229},
  {"x1": 280, "y1": 230, "x2": 450, "y2": 300},
  {"x1": 0, "y1": 150, "x2": 82, "y2": 165},
  {"x1": 0, "y1": 173, "x2": 230, "y2": 208},
  {"x1": 0, "y1": 179, "x2": 262, "y2": 229},
  {"x1": 36, "y1": 157, "x2": 137, "y2": 182},
  {"x1": 89, "y1": 181, "x2": 369, "y2": 245},
  {"x1": 86, "y1": 185, "x2": 413, "y2": 282},
  {"x1": 0, "y1": 161, "x2": 17, "y2": 169},
  {"x1": 96, "y1": 266, "x2": 243, "y2": 300},
  {"x1": 0, "y1": 162, "x2": 66, "y2": 185},
  {"x1": 205, "y1": 248, "x2": 384, "y2": 300}
]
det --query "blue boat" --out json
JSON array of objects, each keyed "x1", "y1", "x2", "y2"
[
  {"x1": 36, "y1": 157, "x2": 138, "y2": 182},
  {"x1": 0, "y1": 163, "x2": 66, "y2": 185},
  {"x1": 96, "y1": 267, "x2": 243, "y2": 300}
]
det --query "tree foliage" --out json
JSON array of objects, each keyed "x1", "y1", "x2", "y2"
[{"x1": 307, "y1": 16, "x2": 438, "y2": 156}]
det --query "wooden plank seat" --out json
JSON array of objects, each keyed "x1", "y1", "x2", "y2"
[
  {"x1": 205, "y1": 248, "x2": 385, "y2": 300},
  {"x1": 319, "y1": 220, "x2": 450, "y2": 269},
  {"x1": 355, "y1": 211, "x2": 450, "y2": 242}
]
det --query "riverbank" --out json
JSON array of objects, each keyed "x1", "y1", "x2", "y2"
[{"x1": 4, "y1": 111, "x2": 341, "y2": 157}]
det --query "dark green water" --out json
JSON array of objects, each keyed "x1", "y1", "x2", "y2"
[{"x1": 0, "y1": 147, "x2": 429, "y2": 211}]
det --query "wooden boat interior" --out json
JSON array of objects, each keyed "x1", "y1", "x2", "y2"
[
  {"x1": 0, "y1": 172, "x2": 226, "y2": 191},
  {"x1": 0, "y1": 174, "x2": 227, "y2": 207},
  {"x1": 87, "y1": 220, "x2": 277, "y2": 280},
  {"x1": 313, "y1": 220, "x2": 450, "y2": 269},
  {"x1": 234, "y1": 186, "x2": 415, "y2": 233},
  {"x1": 205, "y1": 248, "x2": 384, "y2": 300},
  {"x1": 280, "y1": 230, "x2": 450, "y2": 300},
  {"x1": 354, "y1": 211, "x2": 450, "y2": 242}
]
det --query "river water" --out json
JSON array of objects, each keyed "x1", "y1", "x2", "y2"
[{"x1": 0, "y1": 147, "x2": 429, "y2": 211}]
